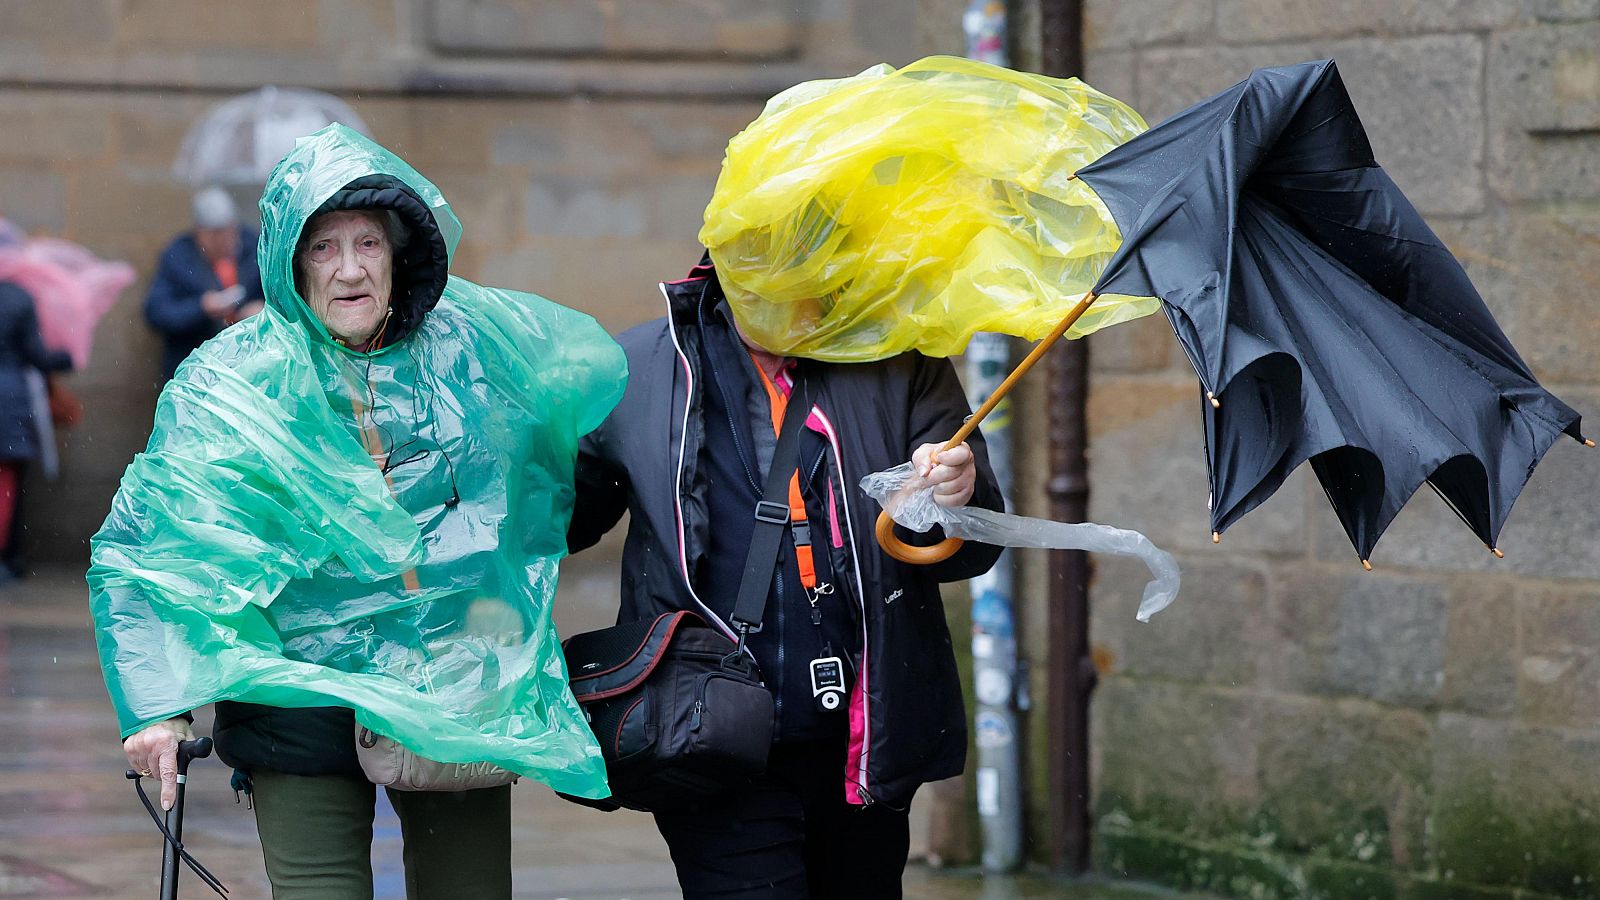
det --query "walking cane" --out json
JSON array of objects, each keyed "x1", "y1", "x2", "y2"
[{"x1": 126, "y1": 737, "x2": 229, "y2": 898}]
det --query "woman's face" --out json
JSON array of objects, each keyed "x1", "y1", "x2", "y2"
[{"x1": 298, "y1": 210, "x2": 393, "y2": 347}]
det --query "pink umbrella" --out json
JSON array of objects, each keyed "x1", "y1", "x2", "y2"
[{"x1": 0, "y1": 226, "x2": 135, "y2": 369}]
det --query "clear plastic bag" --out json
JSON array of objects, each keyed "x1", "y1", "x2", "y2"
[{"x1": 862, "y1": 462, "x2": 1180, "y2": 622}]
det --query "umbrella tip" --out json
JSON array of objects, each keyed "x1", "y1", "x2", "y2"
[
  {"x1": 1207, "y1": 392, "x2": 1221, "y2": 409},
  {"x1": 1361, "y1": 559, "x2": 1373, "y2": 572},
  {"x1": 1491, "y1": 547, "x2": 1505, "y2": 559},
  {"x1": 1211, "y1": 531, "x2": 1221, "y2": 544},
  {"x1": 1585, "y1": 438, "x2": 1596, "y2": 448},
  {"x1": 1067, "y1": 171, "x2": 1077, "y2": 181}
]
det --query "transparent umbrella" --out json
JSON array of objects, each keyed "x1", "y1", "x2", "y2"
[{"x1": 173, "y1": 86, "x2": 370, "y2": 185}]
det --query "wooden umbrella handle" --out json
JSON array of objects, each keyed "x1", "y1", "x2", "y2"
[{"x1": 875, "y1": 294, "x2": 1099, "y2": 565}]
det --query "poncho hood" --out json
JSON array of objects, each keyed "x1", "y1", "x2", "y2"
[
  {"x1": 261, "y1": 125, "x2": 456, "y2": 349},
  {"x1": 89, "y1": 126, "x2": 626, "y2": 799}
]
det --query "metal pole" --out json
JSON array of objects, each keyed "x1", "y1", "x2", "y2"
[
  {"x1": 962, "y1": 0, "x2": 1026, "y2": 873},
  {"x1": 1040, "y1": 0, "x2": 1095, "y2": 876}
]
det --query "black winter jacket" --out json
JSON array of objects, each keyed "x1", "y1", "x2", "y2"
[
  {"x1": 0, "y1": 281, "x2": 71, "y2": 461},
  {"x1": 569, "y1": 267, "x2": 1002, "y2": 807}
]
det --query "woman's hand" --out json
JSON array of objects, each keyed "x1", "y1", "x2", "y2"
[
  {"x1": 123, "y1": 718, "x2": 196, "y2": 810},
  {"x1": 912, "y1": 442, "x2": 976, "y2": 508}
]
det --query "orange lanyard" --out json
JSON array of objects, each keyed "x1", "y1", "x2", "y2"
[{"x1": 750, "y1": 352, "x2": 817, "y2": 591}]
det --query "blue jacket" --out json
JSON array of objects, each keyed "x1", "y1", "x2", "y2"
[
  {"x1": 143, "y1": 227, "x2": 263, "y2": 381},
  {"x1": 0, "y1": 282, "x2": 71, "y2": 461}
]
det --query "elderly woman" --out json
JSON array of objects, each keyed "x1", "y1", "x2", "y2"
[{"x1": 93, "y1": 126, "x2": 624, "y2": 898}]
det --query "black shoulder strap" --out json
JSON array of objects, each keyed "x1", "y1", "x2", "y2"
[{"x1": 730, "y1": 369, "x2": 810, "y2": 635}]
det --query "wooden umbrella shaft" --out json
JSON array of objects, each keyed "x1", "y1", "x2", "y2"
[
  {"x1": 876, "y1": 292, "x2": 1100, "y2": 567},
  {"x1": 941, "y1": 292, "x2": 1098, "y2": 453}
]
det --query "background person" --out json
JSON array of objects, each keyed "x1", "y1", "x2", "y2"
[
  {"x1": 0, "y1": 279, "x2": 72, "y2": 582},
  {"x1": 143, "y1": 186, "x2": 264, "y2": 382},
  {"x1": 105, "y1": 127, "x2": 623, "y2": 899}
]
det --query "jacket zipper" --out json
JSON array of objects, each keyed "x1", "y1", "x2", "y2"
[
  {"x1": 810, "y1": 407, "x2": 874, "y2": 804},
  {"x1": 661, "y1": 282, "x2": 740, "y2": 643}
]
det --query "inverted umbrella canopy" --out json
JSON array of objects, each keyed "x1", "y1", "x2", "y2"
[
  {"x1": 173, "y1": 86, "x2": 370, "y2": 186},
  {"x1": 1076, "y1": 59, "x2": 1586, "y2": 562}
]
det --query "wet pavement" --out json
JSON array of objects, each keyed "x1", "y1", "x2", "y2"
[{"x1": 0, "y1": 566, "x2": 1197, "y2": 899}]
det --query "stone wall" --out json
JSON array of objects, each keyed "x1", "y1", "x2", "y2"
[
  {"x1": 2, "y1": 0, "x2": 967, "y2": 561},
  {"x1": 1065, "y1": 1, "x2": 1600, "y2": 896}
]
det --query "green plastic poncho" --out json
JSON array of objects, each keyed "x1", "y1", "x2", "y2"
[
  {"x1": 701, "y1": 56, "x2": 1156, "y2": 363},
  {"x1": 88, "y1": 125, "x2": 625, "y2": 799}
]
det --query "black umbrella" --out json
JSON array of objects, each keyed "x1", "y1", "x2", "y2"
[
  {"x1": 1070, "y1": 58, "x2": 1588, "y2": 565},
  {"x1": 876, "y1": 59, "x2": 1589, "y2": 568}
]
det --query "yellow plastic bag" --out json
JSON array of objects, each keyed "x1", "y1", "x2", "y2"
[{"x1": 701, "y1": 56, "x2": 1159, "y2": 363}]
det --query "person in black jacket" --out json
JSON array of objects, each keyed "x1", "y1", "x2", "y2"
[
  {"x1": 0, "y1": 281, "x2": 71, "y2": 581},
  {"x1": 143, "y1": 187, "x2": 265, "y2": 382},
  {"x1": 568, "y1": 257, "x2": 1002, "y2": 899}
]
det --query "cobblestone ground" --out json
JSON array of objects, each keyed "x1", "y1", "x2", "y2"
[{"x1": 0, "y1": 565, "x2": 1196, "y2": 900}]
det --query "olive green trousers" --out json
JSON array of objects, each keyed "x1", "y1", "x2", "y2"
[{"x1": 250, "y1": 770, "x2": 511, "y2": 900}]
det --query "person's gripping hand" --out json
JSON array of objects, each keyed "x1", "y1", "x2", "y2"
[
  {"x1": 123, "y1": 718, "x2": 196, "y2": 810},
  {"x1": 912, "y1": 442, "x2": 976, "y2": 508}
]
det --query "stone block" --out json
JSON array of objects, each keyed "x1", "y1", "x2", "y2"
[
  {"x1": 1139, "y1": 36, "x2": 1486, "y2": 216},
  {"x1": 1271, "y1": 568, "x2": 1448, "y2": 707},
  {"x1": 640, "y1": 174, "x2": 716, "y2": 235},
  {"x1": 1092, "y1": 679, "x2": 1262, "y2": 840},
  {"x1": 618, "y1": 1, "x2": 798, "y2": 58},
  {"x1": 1517, "y1": 585, "x2": 1600, "y2": 728},
  {"x1": 0, "y1": 0, "x2": 115, "y2": 43},
  {"x1": 429, "y1": 0, "x2": 606, "y2": 54},
  {"x1": 1430, "y1": 212, "x2": 1600, "y2": 387},
  {"x1": 385, "y1": 99, "x2": 500, "y2": 170},
  {"x1": 1399, "y1": 877, "x2": 1520, "y2": 899},
  {"x1": 1213, "y1": 0, "x2": 1518, "y2": 42},
  {"x1": 114, "y1": 94, "x2": 217, "y2": 172},
  {"x1": 0, "y1": 167, "x2": 67, "y2": 234},
  {"x1": 1089, "y1": 555, "x2": 1269, "y2": 686},
  {"x1": 65, "y1": 169, "x2": 190, "y2": 250},
  {"x1": 1086, "y1": 310, "x2": 1175, "y2": 374},
  {"x1": 524, "y1": 177, "x2": 646, "y2": 239},
  {"x1": 1430, "y1": 714, "x2": 1600, "y2": 894},
  {"x1": 1525, "y1": 0, "x2": 1600, "y2": 20},
  {"x1": 1488, "y1": 23, "x2": 1600, "y2": 202},
  {"x1": 1305, "y1": 858, "x2": 1401, "y2": 900},
  {"x1": 0, "y1": 93, "x2": 110, "y2": 165},
  {"x1": 1094, "y1": 828, "x2": 1311, "y2": 897},
  {"x1": 1255, "y1": 697, "x2": 1432, "y2": 866},
  {"x1": 1084, "y1": 50, "x2": 1140, "y2": 111},
  {"x1": 428, "y1": 0, "x2": 799, "y2": 59},
  {"x1": 1084, "y1": 0, "x2": 1214, "y2": 51},
  {"x1": 852, "y1": 0, "x2": 931, "y2": 60},
  {"x1": 1087, "y1": 373, "x2": 1309, "y2": 557},
  {"x1": 1439, "y1": 577, "x2": 1519, "y2": 717},
  {"x1": 116, "y1": 0, "x2": 321, "y2": 49},
  {"x1": 424, "y1": 167, "x2": 524, "y2": 242},
  {"x1": 314, "y1": 0, "x2": 400, "y2": 55},
  {"x1": 910, "y1": 0, "x2": 968, "y2": 58},
  {"x1": 489, "y1": 115, "x2": 570, "y2": 169},
  {"x1": 623, "y1": 103, "x2": 761, "y2": 162},
  {"x1": 532, "y1": 236, "x2": 702, "y2": 332},
  {"x1": 473, "y1": 242, "x2": 557, "y2": 298}
]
